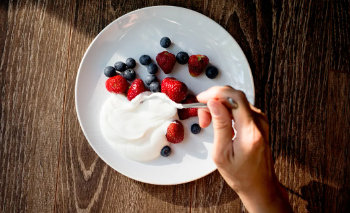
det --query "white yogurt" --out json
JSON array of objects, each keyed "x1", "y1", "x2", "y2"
[{"x1": 100, "y1": 92, "x2": 181, "y2": 161}]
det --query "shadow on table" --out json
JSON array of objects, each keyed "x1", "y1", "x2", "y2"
[
  {"x1": 133, "y1": 171, "x2": 239, "y2": 207},
  {"x1": 287, "y1": 181, "x2": 350, "y2": 213}
]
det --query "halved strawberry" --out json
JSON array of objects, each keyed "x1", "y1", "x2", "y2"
[
  {"x1": 166, "y1": 120, "x2": 184, "y2": 143},
  {"x1": 156, "y1": 51, "x2": 176, "y2": 74},
  {"x1": 178, "y1": 95, "x2": 198, "y2": 120},
  {"x1": 188, "y1": 55, "x2": 209, "y2": 76},
  {"x1": 105, "y1": 75, "x2": 128, "y2": 94},
  {"x1": 161, "y1": 77, "x2": 187, "y2": 103},
  {"x1": 127, "y1": 79, "x2": 147, "y2": 101}
]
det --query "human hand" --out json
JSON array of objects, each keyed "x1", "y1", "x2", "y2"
[{"x1": 197, "y1": 86, "x2": 292, "y2": 213}]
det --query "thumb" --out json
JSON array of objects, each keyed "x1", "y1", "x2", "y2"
[{"x1": 207, "y1": 100, "x2": 234, "y2": 156}]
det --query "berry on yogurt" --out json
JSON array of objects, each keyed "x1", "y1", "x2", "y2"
[{"x1": 127, "y1": 79, "x2": 147, "y2": 101}]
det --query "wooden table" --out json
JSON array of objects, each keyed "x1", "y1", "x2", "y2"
[{"x1": 1, "y1": 0, "x2": 349, "y2": 212}]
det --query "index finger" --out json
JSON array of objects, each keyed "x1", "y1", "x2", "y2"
[{"x1": 197, "y1": 86, "x2": 253, "y2": 126}]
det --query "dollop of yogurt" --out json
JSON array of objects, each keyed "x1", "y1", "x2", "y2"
[{"x1": 100, "y1": 92, "x2": 181, "y2": 161}]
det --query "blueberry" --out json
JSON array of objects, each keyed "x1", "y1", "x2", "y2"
[
  {"x1": 123, "y1": 69, "x2": 136, "y2": 81},
  {"x1": 160, "y1": 145, "x2": 171, "y2": 157},
  {"x1": 147, "y1": 63, "x2": 158, "y2": 74},
  {"x1": 139, "y1": 55, "x2": 152, "y2": 65},
  {"x1": 145, "y1": 74, "x2": 157, "y2": 85},
  {"x1": 126, "y1": 58, "x2": 136, "y2": 68},
  {"x1": 114, "y1": 61, "x2": 127, "y2": 71},
  {"x1": 160, "y1": 37, "x2": 171, "y2": 48},
  {"x1": 149, "y1": 81, "x2": 160, "y2": 92},
  {"x1": 104, "y1": 66, "x2": 117, "y2": 77},
  {"x1": 176, "y1": 51, "x2": 189, "y2": 64},
  {"x1": 205, "y1": 66, "x2": 219, "y2": 79},
  {"x1": 191, "y1": 123, "x2": 201, "y2": 134}
]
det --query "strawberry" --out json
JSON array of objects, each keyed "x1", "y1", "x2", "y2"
[
  {"x1": 178, "y1": 95, "x2": 198, "y2": 120},
  {"x1": 161, "y1": 77, "x2": 187, "y2": 103},
  {"x1": 127, "y1": 79, "x2": 147, "y2": 101},
  {"x1": 188, "y1": 55, "x2": 209, "y2": 76},
  {"x1": 156, "y1": 51, "x2": 176, "y2": 74},
  {"x1": 105, "y1": 75, "x2": 128, "y2": 94},
  {"x1": 166, "y1": 120, "x2": 184, "y2": 143}
]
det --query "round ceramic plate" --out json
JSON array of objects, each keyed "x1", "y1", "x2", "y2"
[{"x1": 75, "y1": 6, "x2": 254, "y2": 185}]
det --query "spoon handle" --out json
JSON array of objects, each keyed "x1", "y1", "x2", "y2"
[
  {"x1": 181, "y1": 102, "x2": 207, "y2": 108},
  {"x1": 181, "y1": 97, "x2": 238, "y2": 109}
]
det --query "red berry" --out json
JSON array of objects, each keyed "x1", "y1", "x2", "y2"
[
  {"x1": 161, "y1": 77, "x2": 187, "y2": 103},
  {"x1": 105, "y1": 75, "x2": 128, "y2": 94},
  {"x1": 188, "y1": 55, "x2": 209, "y2": 77},
  {"x1": 156, "y1": 51, "x2": 176, "y2": 74},
  {"x1": 166, "y1": 120, "x2": 184, "y2": 143},
  {"x1": 178, "y1": 95, "x2": 198, "y2": 120},
  {"x1": 127, "y1": 79, "x2": 147, "y2": 101}
]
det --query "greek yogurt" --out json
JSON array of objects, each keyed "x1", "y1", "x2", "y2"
[{"x1": 100, "y1": 92, "x2": 181, "y2": 161}]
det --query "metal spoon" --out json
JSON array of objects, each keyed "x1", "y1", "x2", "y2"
[{"x1": 180, "y1": 97, "x2": 238, "y2": 109}]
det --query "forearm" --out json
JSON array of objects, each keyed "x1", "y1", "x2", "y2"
[{"x1": 237, "y1": 180, "x2": 292, "y2": 213}]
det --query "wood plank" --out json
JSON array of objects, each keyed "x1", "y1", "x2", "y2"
[
  {"x1": 0, "y1": 0, "x2": 73, "y2": 212},
  {"x1": 269, "y1": 0, "x2": 331, "y2": 211},
  {"x1": 309, "y1": 70, "x2": 349, "y2": 212},
  {"x1": 0, "y1": 1, "x2": 8, "y2": 61},
  {"x1": 268, "y1": 0, "x2": 350, "y2": 212},
  {"x1": 191, "y1": 172, "x2": 241, "y2": 213}
]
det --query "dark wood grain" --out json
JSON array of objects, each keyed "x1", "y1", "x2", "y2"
[
  {"x1": 0, "y1": 0, "x2": 73, "y2": 212},
  {"x1": 267, "y1": 1, "x2": 350, "y2": 212},
  {"x1": 1, "y1": 0, "x2": 349, "y2": 212}
]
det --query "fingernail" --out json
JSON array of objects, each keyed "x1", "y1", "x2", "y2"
[{"x1": 208, "y1": 100, "x2": 221, "y2": 116}]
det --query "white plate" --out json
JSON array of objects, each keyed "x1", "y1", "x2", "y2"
[{"x1": 75, "y1": 6, "x2": 254, "y2": 185}]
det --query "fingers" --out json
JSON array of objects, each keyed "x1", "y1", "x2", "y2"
[
  {"x1": 250, "y1": 104, "x2": 266, "y2": 119},
  {"x1": 207, "y1": 99, "x2": 234, "y2": 163},
  {"x1": 198, "y1": 108, "x2": 211, "y2": 128},
  {"x1": 197, "y1": 86, "x2": 253, "y2": 126}
]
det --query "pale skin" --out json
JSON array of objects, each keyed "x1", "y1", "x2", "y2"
[{"x1": 197, "y1": 86, "x2": 292, "y2": 213}]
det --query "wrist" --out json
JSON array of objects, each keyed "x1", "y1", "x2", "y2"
[{"x1": 236, "y1": 178, "x2": 292, "y2": 213}]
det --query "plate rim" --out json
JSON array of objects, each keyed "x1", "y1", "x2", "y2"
[{"x1": 75, "y1": 5, "x2": 255, "y2": 185}]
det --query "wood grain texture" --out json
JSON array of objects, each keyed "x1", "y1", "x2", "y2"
[
  {"x1": 267, "y1": 1, "x2": 350, "y2": 212},
  {"x1": 1, "y1": 0, "x2": 349, "y2": 212},
  {"x1": 0, "y1": 0, "x2": 73, "y2": 212}
]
